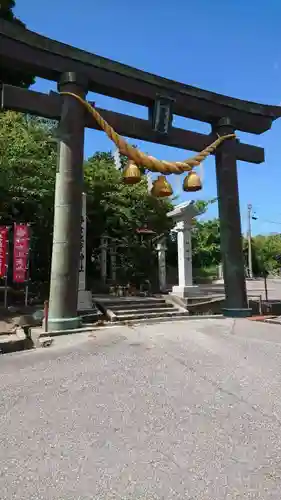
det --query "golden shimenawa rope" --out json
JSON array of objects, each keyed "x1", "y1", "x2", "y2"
[{"x1": 60, "y1": 92, "x2": 235, "y2": 175}]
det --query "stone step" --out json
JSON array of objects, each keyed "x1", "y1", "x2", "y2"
[
  {"x1": 102, "y1": 298, "x2": 167, "y2": 308},
  {"x1": 0, "y1": 335, "x2": 33, "y2": 354},
  {"x1": 108, "y1": 302, "x2": 171, "y2": 312},
  {"x1": 115, "y1": 310, "x2": 189, "y2": 322},
  {"x1": 113, "y1": 306, "x2": 177, "y2": 316},
  {"x1": 96, "y1": 296, "x2": 188, "y2": 324},
  {"x1": 117, "y1": 314, "x2": 191, "y2": 325},
  {"x1": 80, "y1": 312, "x2": 102, "y2": 323}
]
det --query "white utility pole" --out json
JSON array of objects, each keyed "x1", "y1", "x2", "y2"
[{"x1": 247, "y1": 203, "x2": 253, "y2": 278}]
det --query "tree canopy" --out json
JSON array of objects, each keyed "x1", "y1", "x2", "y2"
[
  {"x1": 0, "y1": 0, "x2": 35, "y2": 87},
  {"x1": 0, "y1": 111, "x2": 57, "y2": 282},
  {"x1": 246, "y1": 234, "x2": 281, "y2": 275},
  {"x1": 0, "y1": 111, "x2": 173, "y2": 287}
]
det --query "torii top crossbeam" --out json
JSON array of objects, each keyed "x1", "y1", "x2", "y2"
[{"x1": 0, "y1": 19, "x2": 281, "y2": 134}]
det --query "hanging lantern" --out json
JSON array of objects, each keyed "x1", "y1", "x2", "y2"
[
  {"x1": 123, "y1": 160, "x2": 141, "y2": 184},
  {"x1": 183, "y1": 171, "x2": 202, "y2": 192},
  {"x1": 151, "y1": 175, "x2": 173, "y2": 198}
]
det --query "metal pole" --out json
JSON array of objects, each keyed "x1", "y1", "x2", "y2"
[
  {"x1": 214, "y1": 117, "x2": 249, "y2": 317},
  {"x1": 24, "y1": 283, "x2": 28, "y2": 307},
  {"x1": 48, "y1": 72, "x2": 88, "y2": 332},
  {"x1": 264, "y1": 272, "x2": 268, "y2": 301},
  {"x1": 44, "y1": 300, "x2": 49, "y2": 333},
  {"x1": 247, "y1": 203, "x2": 253, "y2": 278},
  {"x1": 24, "y1": 224, "x2": 31, "y2": 307},
  {"x1": 259, "y1": 294, "x2": 262, "y2": 315},
  {"x1": 4, "y1": 274, "x2": 8, "y2": 308},
  {"x1": 4, "y1": 226, "x2": 9, "y2": 308}
]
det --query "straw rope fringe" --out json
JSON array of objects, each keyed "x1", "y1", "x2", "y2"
[{"x1": 60, "y1": 92, "x2": 235, "y2": 174}]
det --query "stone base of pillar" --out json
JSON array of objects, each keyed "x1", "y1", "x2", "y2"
[
  {"x1": 48, "y1": 316, "x2": 82, "y2": 332},
  {"x1": 222, "y1": 308, "x2": 252, "y2": 318},
  {"x1": 78, "y1": 290, "x2": 93, "y2": 311},
  {"x1": 172, "y1": 285, "x2": 200, "y2": 298}
]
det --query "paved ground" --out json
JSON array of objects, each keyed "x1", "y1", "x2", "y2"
[
  {"x1": 1, "y1": 318, "x2": 281, "y2": 499},
  {"x1": 239, "y1": 278, "x2": 281, "y2": 300},
  {"x1": 246, "y1": 278, "x2": 281, "y2": 300}
]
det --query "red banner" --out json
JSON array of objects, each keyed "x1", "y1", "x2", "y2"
[
  {"x1": 13, "y1": 224, "x2": 30, "y2": 283},
  {"x1": 0, "y1": 227, "x2": 8, "y2": 278}
]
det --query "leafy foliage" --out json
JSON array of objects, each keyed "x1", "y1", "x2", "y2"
[
  {"x1": 192, "y1": 219, "x2": 221, "y2": 270},
  {"x1": 0, "y1": 111, "x2": 57, "y2": 282},
  {"x1": 84, "y1": 152, "x2": 173, "y2": 284},
  {"x1": 247, "y1": 234, "x2": 281, "y2": 275},
  {"x1": 0, "y1": 111, "x2": 173, "y2": 286}
]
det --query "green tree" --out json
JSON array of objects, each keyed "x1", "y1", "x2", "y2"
[
  {"x1": 84, "y1": 153, "x2": 173, "y2": 284},
  {"x1": 0, "y1": 112, "x2": 174, "y2": 288},
  {"x1": 192, "y1": 218, "x2": 221, "y2": 274},
  {"x1": 85, "y1": 152, "x2": 173, "y2": 241},
  {"x1": 251, "y1": 234, "x2": 281, "y2": 275},
  {"x1": 0, "y1": 0, "x2": 35, "y2": 87},
  {"x1": 0, "y1": 111, "x2": 57, "y2": 283}
]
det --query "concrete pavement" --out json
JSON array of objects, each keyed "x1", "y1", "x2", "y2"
[
  {"x1": 210, "y1": 277, "x2": 281, "y2": 301},
  {"x1": 1, "y1": 318, "x2": 281, "y2": 498}
]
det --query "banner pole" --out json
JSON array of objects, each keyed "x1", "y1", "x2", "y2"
[
  {"x1": 24, "y1": 224, "x2": 31, "y2": 307},
  {"x1": 4, "y1": 226, "x2": 9, "y2": 308},
  {"x1": 13, "y1": 223, "x2": 30, "y2": 306}
]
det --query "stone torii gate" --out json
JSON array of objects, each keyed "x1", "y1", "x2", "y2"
[{"x1": 1, "y1": 19, "x2": 280, "y2": 329}]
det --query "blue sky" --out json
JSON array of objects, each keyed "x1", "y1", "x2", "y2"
[{"x1": 14, "y1": 0, "x2": 281, "y2": 235}]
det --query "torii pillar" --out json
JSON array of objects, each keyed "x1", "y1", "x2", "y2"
[
  {"x1": 214, "y1": 117, "x2": 250, "y2": 317},
  {"x1": 48, "y1": 72, "x2": 87, "y2": 331}
]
